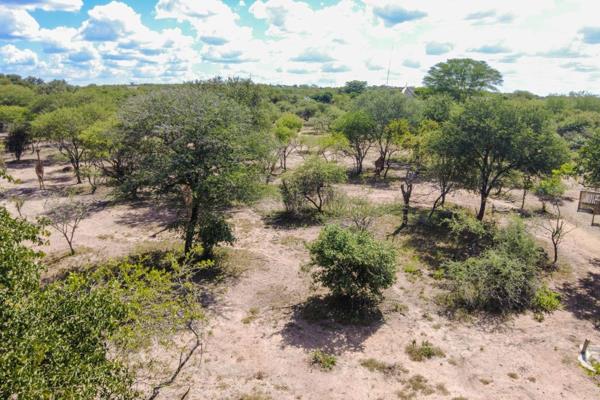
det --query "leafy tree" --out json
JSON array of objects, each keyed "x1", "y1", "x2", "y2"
[
  {"x1": 444, "y1": 97, "x2": 567, "y2": 220},
  {"x1": 119, "y1": 85, "x2": 272, "y2": 255},
  {"x1": 6, "y1": 124, "x2": 31, "y2": 161},
  {"x1": 32, "y1": 103, "x2": 113, "y2": 183},
  {"x1": 281, "y1": 157, "x2": 346, "y2": 213},
  {"x1": 308, "y1": 225, "x2": 397, "y2": 302},
  {"x1": 580, "y1": 130, "x2": 600, "y2": 188},
  {"x1": 353, "y1": 90, "x2": 418, "y2": 175},
  {"x1": 422, "y1": 94, "x2": 454, "y2": 123},
  {"x1": 397, "y1": 121, "x2": 427, "y2": 228},
  {"x1": 423, "y1": 58, "x2": 503, "y2": 101},
  {"x1": 311, "y1": 91, "x2": 334, "y2": 103},
  {"x1": 316, "y1": 132, "x2": 349, "y2": 162},
  {"x1": 342, "y1": 80, "x2": 368, "y2": 96},
  {"x1": 43, "y1": 197, "x2": 90, "y2": 255},
  {"x1": 0, "y1": 84, "x2": 35, "y2": 106},
  {"x1": 273, "y1": 112, "x2": 303, "y2": 170},
  {"x1": 534, "y1": 174, "x2": 566, "y2": 213},
  {"x1": 333, "y1": 110, "x2": 375, "y2": 174}
]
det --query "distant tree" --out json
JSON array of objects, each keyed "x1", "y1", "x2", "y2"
[
  {"x1": 342, "y1": 80, "x2": 368, "y2": 96},
  {"x1": 308, "y1": 225, "x2": 397, "y2": 302},
  {"x1": 580, "y1": 130, "x2": 600, "y2": 188},
  {"x1": 397, "y1": 121, "x2": 427, "y2": 229},
  {"x1": 353, "y1": 90, "x2": 418, "y2": 175},
  {"x1": 423, "y1": 58, "x2": 503, "y2": 101},
  {"x1": 311, "y1": 91, "x2": 334, "y2": 104},
  {"x1": 333, "y1": 111, "x2": 375, "y2": 174},
  {"x1": 422, "y1": 94, "x2": 454, "y2": 123},
  {"x1": 6, "y1": 124, "x2": 31, "y2": 161},
  {"x1": 281, "y1": 157, "x2": 346, "y2": 214},
  {"x1": 444, "y1": 97, "x2": 567, "y2": 220},
  {"x1": 32, "y1": 103, "x2": 112, "y2": 183},
  {"x1": 43, "y1": 197, "x2": 90, "y2": 255},
  {"x1": 274, "y1": 112, "x2": 303, "y2": 170},
  {"x1": 0, "y1": 84, "x2": 35, "y2": 106}
]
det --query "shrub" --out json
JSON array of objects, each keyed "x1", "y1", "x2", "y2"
[
  {"x1": 310, "y1": 350, "x2": 336, "y2": 371},
  {"x1": 281, "y1": 157, "x2": 346, "y2": 214},
  {"x1": 446, "y1": 250, "x2": 538, "y2": 312},
  {"x1": 493, "y1": 217, "x2": 541, "y2": 266},
  {"x1": 309, "y1": 225, "x2": 397, "y2": 302},
  {"x1": 532, "y1": 285, "x2": 562, "y2": 313},
  {"x1": 405, "y1": 340, "x2": 445, "y2": 361}
]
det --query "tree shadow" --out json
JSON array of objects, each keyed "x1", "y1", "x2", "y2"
[
  {"x1": 115, "y1": 201, "x2": 178, "y2": 229},
  {"x1": 561, "y1": 266, "x2": 600, "y2": 329},
  {"x1": 263, "y1": 210, "x2": 323, "y2": 230},
  {"x1": 278, "y1": 295, "x2": 384, "y2": 354}
]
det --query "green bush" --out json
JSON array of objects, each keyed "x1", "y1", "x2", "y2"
[
  {"x1": 493, "y1": 217, "x2": 541, "y2": 266},
  {"x1": 310, "y1": 350, "x2": 336, "y2": 371},
  {"x1": 281, "y1": 157, "x2": 346, "y2": 214},
  {"x1": 308, "y1": 225, "x2": 397, "y2": 302},
  {"x1": 532, "y1": 285, "x2": 562, "y2": 313},
  {"x1": 405, "y1": 340, "x2": 445, "y2": 361}
]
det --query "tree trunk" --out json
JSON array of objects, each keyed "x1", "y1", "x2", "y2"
[
  {"x1": 521, "y1": 187, "x2": 527, "y2": 210},
  {"x1": 184, "y1": 198, "x2": 200, "y2": 254},
  {"x1": 400, "y1": 183, "x2": 412, "y2": 227},
  {"x1": 476, "y1": 191, "x2": 487, "y2": 221}
]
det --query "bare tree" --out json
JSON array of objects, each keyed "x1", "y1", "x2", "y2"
[
  {"x1": 539, "y1": 203, "x2": 573, "y2": 266},
  {"x1": 44, "y1": 198, "x2": 90, "y2": 255}
]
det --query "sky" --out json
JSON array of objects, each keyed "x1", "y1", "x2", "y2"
[{"x1": 1, "y1": 0, "x2": 600, "y2": 95}]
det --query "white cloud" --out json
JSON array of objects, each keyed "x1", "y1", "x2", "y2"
[
  {"x1": 0, "y1": 6, "x2": 40, "y2": 39},
  {"x1": 0, "y1": 0, "x2": 82, "y2": 12},
  {"x1": 0, "y1": 44, "x2": 38, "y2": 66}
]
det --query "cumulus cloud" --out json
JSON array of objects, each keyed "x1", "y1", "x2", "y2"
[
  {"x1": 465, "y1": 10, "x2": 514, "y2": 25},
  {"x1": 291, "y1": 49, "x2": 335, "y2": 63},
  {"x1": 0, "y1": 44, "x2": 38, "y2": 66},
  {"x1": 321, "y1": 63, "x2": 351, "y2": 73},
  {"x1": 470, "y1": 44, "x2": 511, "y2": 54},
  {"x1": 0, "y1": 6, "x2": 39, "y2": 39},
  {"x1": 402, "y1": 59, "x2": 421, "y2": 69},
  {"x1": 426, "y1": 42, "x2": 453, "y2": 55},
  {"x1": 1, "y1": 0, "x2": 82, "y2": 12},
  {"x1": 372, "y1": 5, "x2": 427, "y2": 27}
]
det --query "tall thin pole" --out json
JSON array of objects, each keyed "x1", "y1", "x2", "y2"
[{"x1": 386, "y1": 45, "x2": 394, "y2": 86}]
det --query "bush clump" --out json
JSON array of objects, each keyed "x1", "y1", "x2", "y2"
[
  {"x1": 308, "y1": 225, "x2": 397, "y2": 302},
  {"x1": 280, "y1": 157, "x2": 346, "y2": 214},
  {"x1": 445, "y1": 218, "x2": 546, "y2": 313},
  {"x1": 310, "y1": 350, "x2": 337, "y2": 371},
  {"x1": 405, "y1": 340, "x2": 445, "y2": 361},
  {"x1": 531, "y1": 285, "x2": 562, "y2": 313}
]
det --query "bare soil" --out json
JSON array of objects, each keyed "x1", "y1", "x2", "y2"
[{"x1": 2, "y1": 146, "x2": 599, "y2": 400}]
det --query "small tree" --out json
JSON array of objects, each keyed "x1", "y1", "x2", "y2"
[
  {"x1": 281, "y1": 157, "x2": 346, "y2": 214},
  {"x1": 308, "y1": 225, "x2": 397, "y2": 302},
  {"x1": 580, "y1": 130, "x2": 600, "y2": 188},
  {"x1": 538, "y1": 202, "x2": 572, "y2": 266},
  {"x1": 44, "y1": 198, "x2": 90, "y2": 255},
  {"x1": 274, "y1": 113, "x2": 303, "y2": 170},
  {"x1": 333, "y1": 111, "x2": 375, "y2": 174},
  {"x1": 534, "y1": 174, "x2": 565, "y2": 213},
  {"x1": 6, "y1": 124, "x2": 30, "y2": 161}
]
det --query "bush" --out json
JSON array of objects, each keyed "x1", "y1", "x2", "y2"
[
  {"x1": 310, "y1": 350, "x2": 336, "y2": 371},
  {"x1": 532, "y1": 285, "x2": 562, "y2": 313},
  {"x1": 405, "y1": 340, "x2": 445, "y2": 361},
  {"x1": 493, "y1": 217, "x2": 541, "y2": 266},
  {"x1": 446, "y1": 250, "x2": 538, "y2": 312},
  {"x1": 308, "y1": 225, "x2": 397, "y2": 302},
  {"x1": 281, "y1": 157, "x2": 346, "y2": 214},
  {"x1": 6, "y1": 125, "x2": 30, "y2": 161}
]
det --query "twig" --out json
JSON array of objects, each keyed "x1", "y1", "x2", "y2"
[{"x1": 147, "y1": 321, "x2": 202, "y2": 400}]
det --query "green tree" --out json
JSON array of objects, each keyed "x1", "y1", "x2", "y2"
[
  {"x1": 6, "y1": 124, "x2": 31, "y2": 161},
  {"x1": 32, "y1": 103, "x2": 113, "y2": 183},
  {"x1": 342, "y1": 80, "x2": 368, "y2": 97},
  {"x1": 445, "y1": 97, "x2": 566, "y2": 220},
  {"x1": 423, "y1": 58, "x2": 503, "y2": 101},
  {"x1": 281, "y1": 157, "x2": 346, "y2": 214},
  {"x1": 333, "y1": 111, "x2": 375, "y2": 174},
  {"x1": 308, "y1": 225, "x2": 397, "y2": 302},
  {"x1": 580, "y1": 130, "x2": 600, "y2": 188},
  {"x1": 422, "y1": 94, "x2": 454, "y2": 123},
  {"x1": 353, "y1": 90, "x2": 418, "y2": 175},
  {"x1": 273, "y1": 112, "x2": 303, "y2": 170},
  {"x1": 119, "y1": 86, "x2": 272, "y2": 255},
  {"x1": 0, "y1": 84, "x2": 35, "y2": 106}
]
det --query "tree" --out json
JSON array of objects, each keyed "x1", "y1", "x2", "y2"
[
  {"x1": 353, "y1": 90, "x2": 418, "y2": 176},
  {"x1": 6, "y1": 124, "x2": 31, "y2": 161},
  {"x1": 444, "y1": 97, "x2": 566, "y2": 220},
  {"x1": 580, "y1": 130, "x2": 600, "y2": 188},
  {"x1": 308, "y1": 225, "x2": 397, "y2": 302},
  {"x1": 423, "y1": 58, "x2": 503, "y2": 101},
  {"x1": 333, "y1": 111, "x2": 375, "y2": 174},
  {"x1": 0, "y1": 84, "x2": 35, "y2": 106},
  {"x1": 397, "y1": 121, "x2": 427, "y2": 229},
  {"x1": 422, "y1": 94, "x2": 454, "y2": 123},
  {"x1": 273, "y1": 112, "x2": 303, "y2": 170},
  {"x1": 119, "y1": 85, "x2": 272, "y2": 255},
  {"x1": 281, "y1": 157, "x2": 346, "y2": 214},
  {"x1": 32, "y1": 103, "x2": 113, "y2": 183},
  {"x1": 534, "y1": 174, "x2": 566, "y2": 213},
  {"x1": 43, "y1": 197, "x2": 90, "y2": 255},
  {"x1": 538, "y1": 203, "x2": 572, "y2": 266},
  {"x1": 342, "y1": 80, "x2": 367, "y2": 96}
]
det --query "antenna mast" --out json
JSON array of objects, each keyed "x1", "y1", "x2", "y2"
[{"x1": 386, "y1": 45, "x2": 394, "y2": 86}]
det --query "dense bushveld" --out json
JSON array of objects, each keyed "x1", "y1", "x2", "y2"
[{"x1": 1, "y1": 58, "x2": 600, "y2": 398}]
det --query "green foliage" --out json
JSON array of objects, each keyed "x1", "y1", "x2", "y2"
[
  {"x1": 534, "y1": 174, "x2": 566, "y2": 210},
  {"x1": 310, "y1": 350, "x2": 337, "y2": 371},
  {"x1": 273, "y1": 112, "x2": 303, "y2": 143},
  {"x1": 423, "y1": 94, "x2": 455, "y2": 122},
  {"x1": 532, "y1": 285, "x2": 562, "y2": 313},
  {"x1": 0, "y1": 84, "x2": 36, "y2": 106},
  {"x1": 281, "y1": 157, "x2": 346, "y2": 214},
  {"x1": 580, "y1": 130, "x2": 600, "y2": 187},
  {"x1": 332, "y1": 110, "x2": 375, "y2": 174},
  {"x1": 405, "y1": 340, "x2": 445, "y2": 361},
  {"x1": 342, "y1": 80, "x2": 367, "y2": 96},
  {"x1": 308, "y1": 225, "x2": 397, "y2": 302},
  {"x1": 6, "y1": 124, "x2": 31, "y2": 161},
  {"x1": 423, "y1": 58, "x2": 503, "y2": 100},
  {"x1": 360, "y1": 358, "x2": 407, "y2": 376},
  {"x1": 0, "y1": 207, "x2": 204, "y2": 398}
]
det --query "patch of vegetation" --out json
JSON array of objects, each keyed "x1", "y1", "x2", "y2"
[
  {"x1": 360, "y1": 358, "x2": 407, "y2": 376},
  {"x1": 507, "y1": 372, "x2": 519, "y2": 380},
  {"x1": 405, "y1": 340, "x2": 445, "y2": 362},
  {"x1": 308, "y1": 225, "x2": 397, "y2": 303},
  {"x1": 532, "y1": 285, "x2": 562, "y2": 313},
  {"x1": 310, "y1": 350, "x2": 337, "y2": 371},
  {"x1": 242, "y1": 307, "x2": 260, "y2": 324},
  {"x1": 396, "y1": 375, "x2": 436, "y2": 399}
]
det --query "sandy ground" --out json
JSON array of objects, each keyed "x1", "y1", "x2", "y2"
[{"x1": 2, "y1": 144, "x2": 600, "y2": 400}]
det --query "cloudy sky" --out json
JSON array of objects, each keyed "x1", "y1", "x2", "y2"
[{"x1": 1, "y1": 0, "x2": 599, "y2": 94}]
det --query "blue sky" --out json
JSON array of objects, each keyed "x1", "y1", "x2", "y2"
[{"x1": 1, "y1": 0, "x2": 599, "y2": 94}]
